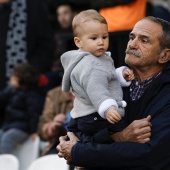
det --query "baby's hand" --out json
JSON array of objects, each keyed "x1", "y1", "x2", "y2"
[
  {"x1": 123, "y1": 68, "x2": 134, "y2": 81},
  {"x1": 105, "y1": 108, "x2": 121, "y2": 124}
]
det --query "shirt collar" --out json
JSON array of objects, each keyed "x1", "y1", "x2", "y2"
[
  {"x1": 132, "y1": 71, "x2": 162, "y2": 86},
  {"x1": 130, "y1": 71, "x2": 162, "y2": 101}
]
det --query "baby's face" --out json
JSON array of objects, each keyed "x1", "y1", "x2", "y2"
[{"x1": 77, "y1": 20, "x2": 109, "y2": 57}]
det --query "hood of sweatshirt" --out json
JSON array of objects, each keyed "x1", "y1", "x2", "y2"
[{"x1": 61, "y1": 50, "x2": 90, "y2": 92}]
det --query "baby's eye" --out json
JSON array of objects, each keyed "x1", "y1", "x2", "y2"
[
  {"x1": 103, "y1": 35, "x2": 108, "y2": 39},
  {"x1": 91, "y1": 37, "x2": 97, "y2": 40}
]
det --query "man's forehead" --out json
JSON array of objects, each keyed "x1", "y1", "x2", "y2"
[{"x1": 131, "y1": 19, "x2": 162, "y2": 37}]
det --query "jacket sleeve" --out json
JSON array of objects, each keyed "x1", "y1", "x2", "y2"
[
  {"x1": 26, "y1": 92, "x2": 44, "y2": 134},
  {"x1": 71, "y1": 104, "x2": 170, "y2": 169},
  {"x1": 115, "y1": 66, "x2": 131, "y2": 87},
  {"x1": 0, "y1": 86, "x2": 13, "y2": 109},
  {"x1": 0, "y1": 86, "x2": 12, "y2": 127}
]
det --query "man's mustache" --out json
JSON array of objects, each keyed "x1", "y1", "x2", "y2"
[{"x1": 125, "y1": 48, "x2": 141, "y2": 57}]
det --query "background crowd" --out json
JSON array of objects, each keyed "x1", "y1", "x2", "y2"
[{"x1": 0, "y1": 0, "x2": 170, "y2": 170}]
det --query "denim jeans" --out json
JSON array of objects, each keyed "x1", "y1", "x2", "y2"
[{"x1": 0, "y1": 128, "x2": 28, "y2": 154}]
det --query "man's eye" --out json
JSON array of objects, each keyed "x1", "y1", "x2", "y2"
[
  {"x1": 141, "y1": 39, "x2": 148, "y2": 43},
  {"x1": 129, "y1": 35, "x2": 134, "y2": 40}
]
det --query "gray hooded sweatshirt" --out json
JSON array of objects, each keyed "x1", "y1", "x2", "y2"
[{"x1": 61, "y1": 50, "x2": 130, "y2": 119}]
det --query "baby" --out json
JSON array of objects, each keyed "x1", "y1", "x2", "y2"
[{"x1": 61, "y1": 9, "x2": 134, "y2": 140}]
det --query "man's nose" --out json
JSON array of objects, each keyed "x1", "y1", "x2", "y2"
[{"x1": 128, "y1": 38, "x2": 138, "y2": 49}]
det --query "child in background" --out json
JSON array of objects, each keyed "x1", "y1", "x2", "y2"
[
  {"x1": 0, "y1": 63, "x2": 45, "y2": 154},
  {"x1": 61, "y1": 9, "x2": 134, "y2": 142}
]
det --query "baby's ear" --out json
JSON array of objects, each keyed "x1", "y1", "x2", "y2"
[{"x1": 74, "y1": 37, "x2": 81, "y2": 48}]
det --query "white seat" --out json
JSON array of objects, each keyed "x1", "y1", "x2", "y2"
[
  {"x1": 0, "y1": 154, "x2": 19, "y2": 170},
  {"x1": 12, "y1": 136, "x2": 40, "y2": 170},
  {"x1": 27, "y1": 154, "x2": 69, "y2": 170}
]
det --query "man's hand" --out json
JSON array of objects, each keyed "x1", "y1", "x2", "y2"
[
  {"x1": 112, "y1": 115, "x2": 152, "y2": 143},
  {"x1": 57, "y1": 132, "x2": 79, "y2": 164}
]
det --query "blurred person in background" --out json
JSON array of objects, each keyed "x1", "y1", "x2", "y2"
[
  {"x1": 38, "y1": 86, "x2": 74, "y2": 155},
  {"x1": 0, "y1": 0, "x2": 54, "y2": 91},
  {"x1": 0, "y1": 63, "x2": 45, "y2": 154},
  {"x1": 52, "y1": 1, "x2": 78, "y2": 70},
  {"x1": 56, "y1": 1, "x2": 77, "y2": 32},
  {"x1": 43, "y1": 1, "x2": 78, "y2": 90},
  {"x1": 63, "y1": 0, "x2": 91, "y2": 12}
]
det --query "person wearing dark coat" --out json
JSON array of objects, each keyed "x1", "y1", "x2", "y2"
[
  {"x1": 57, "y1": 17, "x2": 170, "y2": 170},
  {"x1": 0, "y1": 0, "x2": 54, "y2": 91},
  {"x1": 0, "y1": 63, "x2": 45, "y2": 154}
]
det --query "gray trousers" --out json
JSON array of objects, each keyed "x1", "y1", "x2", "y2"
[{"x1": 0, "y1": 128, "x2": 28, "y2": 154}]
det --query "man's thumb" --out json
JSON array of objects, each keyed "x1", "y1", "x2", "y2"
[{"x1": 146, "y1": 115, "x2": 151, "y2": 121}]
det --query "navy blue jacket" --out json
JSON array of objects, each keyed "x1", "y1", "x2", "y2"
[
  {"x1": 71, "y1": 65, "x2": 170, "y2": 170},
  {"x1": 0, "y1": 86, "x2": 45, "y2": 134}
]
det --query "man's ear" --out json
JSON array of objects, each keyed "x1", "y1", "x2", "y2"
[
  {"x1": 74, "y1": 37, "x2": 81, "y2": 48},
  {"x1": 158, "y1": 49, "x2": 170, "y2": 64}
]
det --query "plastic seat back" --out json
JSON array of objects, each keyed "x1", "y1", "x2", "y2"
[
  {"x1": 27, "y1": 154, "x2": 69, "y2": 170},
  {"x1": 0, "y1": 154, "x2": 19, "y2": 170},
  {"x1": 12, "y1": 136, "x2": 40, "y2": 170}
]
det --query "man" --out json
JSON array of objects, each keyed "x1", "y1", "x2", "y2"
[
  {"x1": 56, "y1": 1, "x2": 77, "y2": 31},
  {"x1": 0, "y1": 0, "x2": 54, "y2": 90},
  {"x1": 57, "y1": 16, "x2": 170, "y2": 170}
]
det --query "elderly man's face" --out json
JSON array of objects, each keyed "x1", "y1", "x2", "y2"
[{"x1": 125, "y1": 19, "x2": 163, "y2": 69}]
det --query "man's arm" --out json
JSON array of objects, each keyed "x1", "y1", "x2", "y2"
[
  {"x1": 111, "y1": 115, "x2": 151, "y2": 143},
  {"x1": 57, "y1": 107, "x2": 170, "y2": 169},
  {"x1": 57, "y1": 116, "x2": 151, "y2": 162},
  {"x1": 70, "y1": 106, "x2": 170, "y2": 169},
  {"x1": 90, "y1": 116, "x2": 151, "y2": 144}
]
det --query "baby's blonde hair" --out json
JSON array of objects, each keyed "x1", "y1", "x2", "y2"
[{"x1": 72, "y1": 9, "x2": 107, "y2": 37}]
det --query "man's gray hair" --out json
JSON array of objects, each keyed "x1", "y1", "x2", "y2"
[{"x1": 144, "y1": 16, "x2": 170, "y2": 51}]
